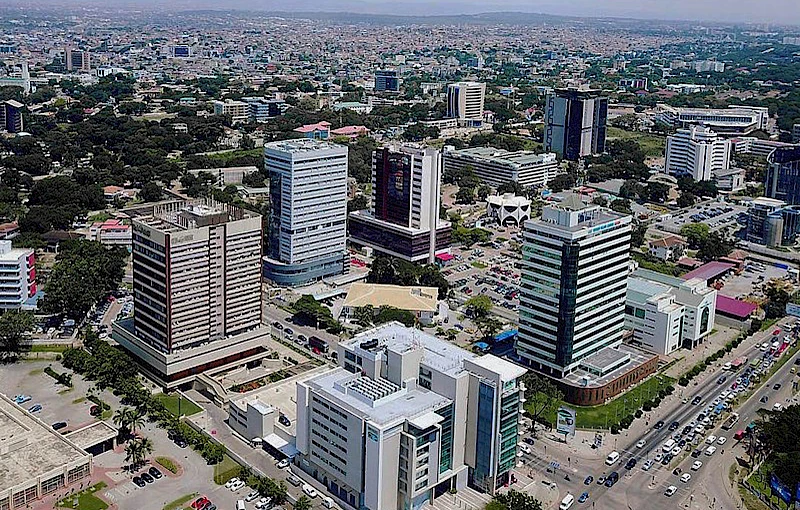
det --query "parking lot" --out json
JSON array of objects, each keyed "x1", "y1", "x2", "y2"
[
  {"x1": 719, "y1": 260, "x2": 794, "y2": 300},
  {"x1": 657, "y1": 202, "x2": 747, "y2": 234},
  {"x1": 4, "y1": 360, "x2": 120, "y2": 433}
]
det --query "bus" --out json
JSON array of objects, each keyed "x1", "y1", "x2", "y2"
[{"x1": 308, "y1": 336, "x2": 329, "y2": 354}]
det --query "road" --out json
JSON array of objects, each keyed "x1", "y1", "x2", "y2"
[
  {"x1": 530, "y1": 317, "x2": 796, "y2": 509},
  {"x1": 262, "y1": 305, "x2": 340, "y2": 353}
]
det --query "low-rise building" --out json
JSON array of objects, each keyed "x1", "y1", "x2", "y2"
[
  {"x1": 188, "y1": 166, "x2": 259, "y2": 186},
  {"x1": 228, "y1": 397, "x2": 277, "y2": 441},
  {"x1": 88, "y1": 219, "x2": 132, "y2": 249},
  {"x1": 443, "y1": 147, "x2": 560, "y2": 188},
  {"x1": 295, "y1": 323, "x2": 526, "y2": 510},
  {"x1": 213, "y1": 99, "x2": 249, "y2": 124},
  {"x1": 0, "y1": 393, "x2": 93, "y2": 509},
  {"x1": 293, "y1": 121, "x2": 331, "y2": 140},
  {"x1": 340, "y1": 283, "x2": 439, "y2": 325},
  {"x1": 656, "y1": 104, "x2": 769, "y2": 137},
  {"x1": 714, "y1": 167, "x2": 746, "y2": 193},
  {"x1": 0, "y1": 240, "x2": 36, "y2": 310},
  {"x1": 647, "y1": 235, "x2": 686, "y2": 262},
  {"x1": 485, "y1": 193, "x2": 532, "y2": 226}
]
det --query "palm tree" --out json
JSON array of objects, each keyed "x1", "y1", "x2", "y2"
[
  {"x1": 138, "y1": 437, "x2": 154, "y2": 464},
  {"x1": 113, "y1": 407, "x2": 133, "y2": 439},
  {"x1": 294, "y1": 496, "x2": 312, "y2": 510},
  {"x1": 125, "y1": 440, "x2": 142, "y2": 470},
  {"x1": 129, "y1": 408, "x2": 146, "y2": 436}
]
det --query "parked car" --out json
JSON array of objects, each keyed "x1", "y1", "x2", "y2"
[
  {"x1": 28, "y1": 404, "x2": 42, "y2": 413},
  {"x1": 140, "y1": 472, "x2": 154, "y2": 484},
  {"x1": 277, "y1": 459, "x2": 290, "y2": 469},
  {"x1": 642, "y1": 459, "x2": 655, "y2": 471},
  {"x1": 302, "y1": 484, "x2": 318, "y2": 498},
  {"x1": 191, "y1": 497, "x2": 209, "y2": 509},
  {"x1": 664, "y1": 486, "x2": 677, "y2": 497},
  {"x1": 583, "y1": 476, "x2": 593, "y2": 485},
  {"x1": 132, "y1": 476, "x2": 146, "y2": 488},
  {"x1": 148, "y1": 467, "x2": 162, "y2": 479},
  {"x1": 224, "y1": 478, "x2": 241, "y2": 489},
  {"x1": 52, "y1": 421, "x2": 67, "y2": 430}
]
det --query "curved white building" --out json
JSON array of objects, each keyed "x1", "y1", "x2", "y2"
[{"x1": 486, "y1": 193, "x2": 531, "y2": 226}]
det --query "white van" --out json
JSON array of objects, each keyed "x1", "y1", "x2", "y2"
[
  {"x1": 322, "y1": 497, "x2": 336, "y2": 509},
  {"x1": 559, "y1": 493, "x2": 575, "y2": 510},
  {"x1": 236, "y1": 500, "x2": 246, "y2": 510},
  {"x1": 662, "y1": 439, "x2": 676, "y2": 453},
  {"x1": 605, "y1": 451, "x2": 620, "y2": 465}
]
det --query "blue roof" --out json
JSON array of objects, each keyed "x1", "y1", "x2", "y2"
[
  {"x1": 494, "y1": 329, "x2": 518, "y2": 342},
  {"x1": 474, "y1": 342, "x2": 490, "y2": 350}
]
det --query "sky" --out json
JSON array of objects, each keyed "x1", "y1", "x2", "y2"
[{"x1": 21, "y1": 0, "x2": 800, "y2": 24}]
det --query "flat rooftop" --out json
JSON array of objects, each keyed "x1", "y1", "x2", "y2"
[
  {"x1": 264, "y1": 138, "x2": 345, "y2": 154},
  {"x1": 448, "y1": 147, "x2": 557, "y2": 167},
  {"x1": 64, "y1": 421, "x2": 117, "y2": 451},
  {"x1": 308, "y1": 368, "x2": 451, "y2": 427},
  {"x1": 563, "y1": 344, "x2": 656, "y2": 388},
  {"x1": 0, "y1": 393, "x2": 91, "y2": 492},
  {"x1": 341, "y1": 322, "x2": 476, "y2": 377},
  {"x1": 126, "y1": 198, "x2": 259, "y2": 233}
]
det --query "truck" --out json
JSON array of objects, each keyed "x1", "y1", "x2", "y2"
[{"x1": 722, "y1": 412, "x2": 739, "y2": 430}]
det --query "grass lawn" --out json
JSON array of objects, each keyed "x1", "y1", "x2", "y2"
[
  {"x1": 607, "y1": 126, "x2": 667, "y2": 157},
  {"x1": 57, "y1": 482, "x2": 108, "y2": 510},
  {"x1": 72, "y1": 396, "x2": 87, "y2": 404},
  {"x1": 471, "y1": 261, "x2": 487, "y2": 269},
  {"x1": 163, "y1": 493, "x2": 197, "y2": 510},
  {"x1": 30, "y1": 344, "x2": 72, "y2": 353},
  {"x1": 155, "y1": 393, "x2": 202, "y2": 417},
  {"x1": 213, "y1": 454, "x2": 241, "y2": 485},
  {"x1": 207, "y1": 148, "x2": 262, "y2": 162},
  {"x1": 532, "y1": 374, "x2": 674, "y2": 429}
]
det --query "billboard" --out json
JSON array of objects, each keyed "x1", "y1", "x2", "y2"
[
  {"x1": 556, "y1": 406, "x2": 576, "y2": 437},
  {"x1": 770, "y1": 472, "x2": 793, "y2": 504}
]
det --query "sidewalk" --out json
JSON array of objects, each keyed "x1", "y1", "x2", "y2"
[{"x1": 663, "y1": 324, "x2": 740, "y2": 379}]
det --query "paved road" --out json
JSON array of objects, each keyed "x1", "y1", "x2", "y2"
[{"x1": 531, "y1": 317, "x2": 795, "y2": 509}]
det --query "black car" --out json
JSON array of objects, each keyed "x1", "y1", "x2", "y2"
[
  {"x1": 605, "y1": 472, "x2": 619, "y2": 487},
  {"x1": 625, "y1": 458, "x2": 637, "y2": 469},
  {"x1": 678, "y1": 439, "x2": 687, "y2": 447},
  {"x1": 691, "y1": 449, "x2": 702, "y2": 458},
  {"x1": 673, "y1": 468, "x2": 682, "y2": 475},
  {"x1": 132, "y1": 476, "x2": 146, "y2": 487},
  {"x1": 716, "y1": 376, "x2": 727, "y2": 385},
  {"x1": 661, "y1": 454, "x2": 673, "y2": 465},
  {"x1": 773, "y1": 383, "x2": 782, "y2": 390},
  {"x1": 668, "y1": 421, "x2": 680, "y2": 431},
  {"x1": 794, "y1": 358, "x2": 800, "y2": 366},
  {"x1": 175, "y1": 438, "x2": 188, "y2": 448},
  {"x1": 682, "y1": 426, "x2": 692, "y2": 435},
  {"x1": 524, "y1": 437, "x2": 534, "y2": 445},
  {"x1": 279, "y1": 415, "x2": 291, "y2": 427},
  {"x1": 760, "y1": 395, "x2": 769, "y2": 403},
  {"x1": 584, "y1": 476, "x2": 593, "y2": 485},
  {"x1": 691, "y1": 396, "x2": 702, "y2": 405},
  {"x1": 654, "y1": 420, "x2": 665, "y2": 429},
  {"x1": 140, "y1": 473, "x2": 154, "y2": 484},
  {"x1": 52, "y1": 421, "x2": 67, "y2": 431},
  {"x1": 148, "y1": 467, "x2": 162, "y2": 479}
]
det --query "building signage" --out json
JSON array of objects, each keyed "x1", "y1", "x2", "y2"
[
  {"x1": 171, "y1": 233, "x2": 195, "y2": 245},
  {"x1": 556, "y1": 406, "x2": 576, "y2": 437},
  {"x1": 367, "y1": 426, "x2": 379, "y2": 442},
  {"x1": 771, "y1": 472, "x2": 793, "y2": 504}
]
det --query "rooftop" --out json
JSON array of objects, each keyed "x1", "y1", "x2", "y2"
[
  {"x1": 343, "y1": 283, "x2": 438, "y2": 313},
  {"x1": 63, "y1": 421, "x2": 117, "y2": 451},
  {"x1": 126, "y1": 198, "x2": 259, "y2": 233},
  {"x1": 0, "y1": 393, "x2": 91, "y2": 493},
  {"x1": 265, "y1": 138, "x2": 345, "y2": 154},
  {"x1": 448, "y1": 146, "x2": 557, "y2": 168},
  {"x1": 681, "y1": 261, "x2": 735, "y2": 283},
  {"x1": 716, "y1": 295, "x2": 758, "y2": 319},
  {"x1": 467, "y1": 354, "x2": 527, "y2": 382}
]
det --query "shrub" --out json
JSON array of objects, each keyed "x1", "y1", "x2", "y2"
[
  {"x1": 678, "y1": 378, "x2": 688, "y2": 387},
  {"x1": 635, "y1": 409, "x2": 643, "y2": 418},
  {"x1": 155, "y1": 457, "x2": 179, "y2": 474},
  {"x1": 643, "y1": 401, "x2": 653, "y2": 411},
  {"x1": 610, "y1": 424, "x2": 620, "y2": 434}
]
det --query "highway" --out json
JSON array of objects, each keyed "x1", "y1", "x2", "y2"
[{"x1": 530, "y1": 317, "x2": 796, "y2": 509}]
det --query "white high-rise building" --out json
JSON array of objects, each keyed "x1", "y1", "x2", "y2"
[
  {"x1": 446, "y1": 82, "x2": 486, "y2": 126},
  {"x1": 112, "y1": 198, "x2": 264, "y2": 386},
  {"x1": 665, "y1": 125, "x2": 731, "y2": 181},
  {"x1": 263, "y1": 139, "x2": 349, "y2": 286},
  {"x1": 349, "y1": 145, "x2": 451, "y2": 262},
  {"x1": 516, "y1": 193, "x2": 632, "y2": 379},
  {"x1": 295, "y1": 323, "x2": 526, "y2": 509}
]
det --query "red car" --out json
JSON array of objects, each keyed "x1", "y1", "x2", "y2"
[{"x1": 191, "y1": 497, "x2": 209, "y2": 509}]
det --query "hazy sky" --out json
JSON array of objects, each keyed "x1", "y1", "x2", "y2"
[{"x1": 20, "y1": 0, "x2": 800, "y2": 24}]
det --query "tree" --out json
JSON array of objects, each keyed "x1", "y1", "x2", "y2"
[
  {"x1": 465, "y1": 295, "x2": 502, "y2": 339},
  {"x1": 610, "y1": 199, "x2": 632, "y2": 215},
  {"x1": 0, "y1": 310, "x2": 35, "y2": 362},
  {"x1": 631, "y1": 223, "x2": 647, "y2": 248},
  {"x1": 347, "y1": 195, "x2": 369, "y2": 213},
  {"x1": 294, "y1": 496, "x2": 313, "y2": 510},
  {"x1": 374, "y1": 306, "x2": 416, "y2": 327},
  {"x1": 113, "y1": 407, "x2": 134, "y2": 439},
  {"x1": 646, "y1": 182, "x2": 670, "y2": 203},
  {"x1": 523, "y1": 373, "x2": 563, "y2": 436},
  {"x1": 488, "y1": 489, "x2": 544, "y2": 510},
  {"x1": 497, "y1": 180, "x2": 525, "y2": 195},
  {"x1": 549, "y1": 173, "x2": 575, "y2": 193},
  {"x1": 592, "y1": 195, "x2": 608, "y2": 207},
  {"x1": 456, "y1": 186, "x2": 476, "y2": 204},
  {"x1": 140, "y1": 182, "x2": 163, "y2": 203},
  {"x1": 680, "y1": 223, "x2": 710, "y2": 249},
  {"x1": 764, "y1": 286, "x2": 792, "y2": 319},
  {"x1": 696, "y1": 231, "x2": 732, "y2": 262},
  {"x1": 477, "y1": 184, "x2": 492, "y2": 201},
  {"x1": 677, "y1": 191, "x2": 696, "y2": 208},
  {"x1": 129, "y1": 408, "x2": 146, "y2": 435},
  {"x1": 292, "y1": 295, "x2": 340, "y2": 333}
]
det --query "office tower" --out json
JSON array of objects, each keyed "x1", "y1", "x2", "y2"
[
  {"x1": 349, "y1": 145, "x2": 451, "y2": 263},
  {"x1": 263, "y1": 139, "x2": 349, "y2": 286},
  {"x1": 516, "y1": 194, "x2": 631, "y2": 379},
  {"x1": 544, "y1": 87, "x2": 608, "y2": 161},
  {"x1": 665, "y1": 125, "x2": 731, "y2": 181},
  {"x1": 65, "y1": 48, "x2": 90, "y2": 72},
  {"x1": 0, "y1": 240, "x2": 36, "y2": 309},
  {"x1": 112, "y1": 198, "x2": 264, "y2": 386},
  {"x1": 213, "y1": 100, "x2": 249, "y2": 124},
  {"x1": 374, "y1": 70, "x2": 400, "y2": 92},
  {"x1": 766, "y1": 146, "x2": 800, "y2": 205},
  {"x1": 295, "y1": 323, "x2": 526, "y2": 509},
  {"x1": 443, "y1": 147, "x2": 560, "y2": 188},
  {"x1": 446, "y1": 82, "x2": 486, "y2": 126},
  {"x1": 0, "y1": 100, "x2": 24, "y2": 133}
]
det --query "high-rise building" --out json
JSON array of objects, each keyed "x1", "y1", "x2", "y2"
[
  {"x1": 374, "y1": 70, "x2": 400, "y2": 92},
  {"x1": 0, "y1": 100, "x2": 24, "y2": 133},
  {"x1": 263, "y1": 139, "x2": 349, "y2": 286},
  {"x1": 0, "y1": 240, "x2": 36, "y2": 310},
  {"x1": 349, "y1": 145, "x2": 451, "y2": 263},
  {"x1": 544, "y1": 87, "x2": 608, "y2": 161},
  {"x1": 295, "y1": 323, "x2": 526, "y2": 509},
  {"x1": 112, "y1": 199, "x2": 264, "y2": 386},
  {"x1": 446, "y1": 82, "x2": 486, "y2": 126},
  {"x1": 517, "y1": 194, "x2": 631, "y2": 379},
  {"x1": 766, "y1": 145, "x2": 800, "y2": 205},
  {"x1": 65, "y1": 48, "x2": 90, "y2": 72},
  {"x1": 665, "y1": 125, "x2": 731, "y2": 181},
  {"x1": 443, "y1": 147, "x2": 560, "y2": 188}
]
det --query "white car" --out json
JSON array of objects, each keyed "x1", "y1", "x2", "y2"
[
  {"x1": 225, "y1": 477, "x2": 241, "y2": 489},
  {"x1": 706, "y1": 435, "x2": 717, "y2": 444},
  {"x1": 519, "y1": 443, "x2": 532, "y2": 454},
  {"x1": 245, "y1": 491, "x2": 260, "y2": 502},
  {"x1": 671, "y1": 446, "x2": 682, "y2": 456},
  {"x1": 302, "y1": 484, "x2": 318, "y2": 498},
  {"x1": 277, "y1": 459, "x2": 290, "y2": 469},
  {"x1": 717, "y1": 436, "x2": 727, "y2": 446},
  {"x1": 636, "y1": 439, "x2": 646, "y2": 449},
  {"x1": 774, "y1": 403, "x2": 784, "y2": 412},
  {"x1": 642, "y1": 459, "x2": 654, "y2": 471},
  {"x1": 664, "y1": 485, "x2": 678, "y2": 497},
  {"x1": 654, "y1": 453, "x2": 664, "y2": 462},
  {"x1": 230, "y1": 480, "x2": 246, "y2": 491},
  {"x1": 691, "y1": 460, "x2": 703, "y2": 471},
  {"x1": 694, "y1": 425, "x2": 705, "y2": 434},
  {"x1": 255, "y1": 497, "x2": 272, "y2": 509},
  {"x1": 680, "y1": 473, "x2": 692, "y2": 483},
  {"x1": 705, "y1": 446, "x2": 717, "y2": 456}
]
